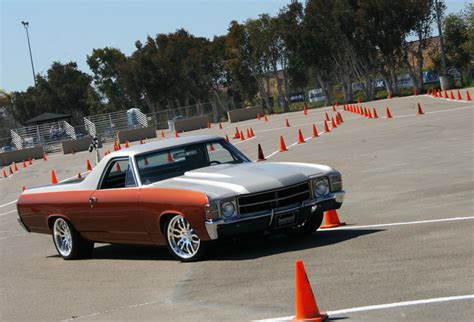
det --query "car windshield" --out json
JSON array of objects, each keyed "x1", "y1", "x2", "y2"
[{"x1": 135, "y1": 139, "x2": 250, "y2": 185}]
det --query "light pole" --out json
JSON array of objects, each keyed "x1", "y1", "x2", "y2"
[
  {"x1": 434, "y1": 0, "x2": 447, "y2": 76},
  {"x1": 21, "y1": 21, "x2": 36, "y2": 87}
]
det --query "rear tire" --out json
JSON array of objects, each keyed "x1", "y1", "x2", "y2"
[
  {"x1": 52, "y1": 218, "x2": 94, "y2": 260},
  {"x1": 284, "y1": 209, "x2": 324, "y2": 236},
  {"x1": 164, "y1": 215, "x2": 208, "y2": 262}
]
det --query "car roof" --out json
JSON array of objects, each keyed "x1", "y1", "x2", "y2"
[{"x1": 108, "y1": 134, "x2": 223, "y2": 158}]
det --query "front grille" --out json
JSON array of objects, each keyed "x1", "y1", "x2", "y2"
[{"x1": 238, "y1": 181, "x2": 311, "y2": 216}]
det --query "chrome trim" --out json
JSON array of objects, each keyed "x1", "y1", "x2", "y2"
[{"x1": 238, "y1": 190, "x2": 310, "y2": 208}]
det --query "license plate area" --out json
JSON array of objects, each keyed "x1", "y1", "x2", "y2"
[{"x1": 275, "y1": 212, "x2": 296, "y2": 227}]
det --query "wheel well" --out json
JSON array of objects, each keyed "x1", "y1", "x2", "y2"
[
  {"x1": 47, "y1": 216, "x2": 69, "y2": 230},
  {"x1": 159, "y1": 213, "x2": 176, "y2": 234}
]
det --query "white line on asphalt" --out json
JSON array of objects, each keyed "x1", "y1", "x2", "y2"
[
  {"x1": 320, "y1": 216, "x2": 474, "y2": 231},
  {"x1": 0, "y1": 200, "x2": 17, "y2": 208},
  {"x1": 0, "y1": 210, "x2": 17, "y2": 217},
  {"x1": 393, "y1": 105, "x2": 472, "y2": 118},
  {"x1": 257, "y1": 294, "x2": 474, "y2": 321}
]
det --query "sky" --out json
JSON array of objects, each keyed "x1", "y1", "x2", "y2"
[{"x1": 0, "y1": 0, "x2": 470, "y2": 92}]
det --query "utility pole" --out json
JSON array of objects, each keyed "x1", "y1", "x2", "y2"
[
  {"x1": 21, "y1": 21, "x2": 37, "y2": 87},
  {"x1": 434, "y1": 0, "x2": 447, "y2": 76}
]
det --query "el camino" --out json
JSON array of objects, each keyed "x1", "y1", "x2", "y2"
[{"x1": 17, "y1": 135, "x2": 345, "y2": 261}]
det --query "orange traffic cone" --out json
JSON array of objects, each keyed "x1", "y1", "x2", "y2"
[
  {"x1": 3, "y1": 170, "x2": 7, "y2": 178},
  {"x1": 414, "y1": 87, "x2": 417, "y2": 96},
  {"x1": 325, "y1": 113, "x2": 330, "y2": 122},
  {"x1": 332, "y1": 105, "x2": 336, "y2": 112},
  {"x1": 297, "y1": 129, "x2": 305, "y2": 144},
  {"x1": 457, "y1": 89, "x2": 462, "y2": 100},
  {"x1": 373, "y1": 108, "x2": 378, "y2": 119},
  {"x1": 386, "y1": 107, "x2": 393, "y2": 119},
  {"x1": 337, "y1": 112, "x2": 344, "y2": 123},
  {"x1": 312, "y1": 124, "x2": 319, "y2": 138},
  {"x1": 444, "y1": 90, "x2": 449, "y2": 98},
  {"x1": 285, "y1": 118, "x2": 291, "y2": 128},
  {"x1": 124, "y1": 141, "x2": 129, "y2": 148},
  {"x1": 247, "y1": 128, "x2": 251, "y2": 138},
  {"x1": 161, "y1": 130, "x2": 165, "y2": 138},
  {"x1": 321, "y1": 209, "x2": 346, "y2": 228},
  {"x1": 234, "y1": 127, "x2": 240, "y2": 139},
  {"x1": 466, "y1": 90, "x2": 472, "y2": 101},
  {"x1": 240, "y1": 130, "x2": 246, "y2": 141},
  {"x1": 9, "y1": 166, "x2": 13, "y2": 175},
  {"x1": 116, "y1": 163, "x2": 122, "y2": 172},
  {"x1": 264, "y1": 114, "x2": 269, "y2": 122},
  {"x1": 250, "y1": 128, "x2": 255, "y2": 137},
  {"x1": 293, "y1": 260, "x2": 327, "y2": 322},
  {"x1": 303, "y1": 105, "x2": 308, "y2": 115},
  {"x1": 22, "y1": 160, "x2": 27, "y2": 168},
  {"x1": 13, "y1": 162, "x2": 18, "y2": 172},
  {"x1": 22, "y1": 186, "x2": 26, "y2": 192},
  {"x1": 207, "y1": 121, "x2": 211, "y2": 129},
  {"x1": 368, "y1": 108, "x2": 373, "y2": 119},
  {"x1": 175, "y1": 131, "x2": 180, "y2": 138},
  {"x1": 388, "y1": 91, "x2": 392, "y2": 99},
  {"x1": 28, "y1": 158, "x2": 32, "y2": 165},
  {"x1": 331, "y1": 117, "x2": 337, "y2": 129},
  {"x1": 225, "y1": 134, "x2": 230, "y2": 142},
  {"x1": 140, "y1": 139, "x2": 144, "y2": 144},
  {"x1": 43, "y1": 152, "x2": 47, "y2": 161},
  {"x1": 77, "y1": 172, "x2": 82, "y2": 179},
  {"x1": 279, "y1": 136, "x2": 288, "y2": 152},
  {"x1": 450, "y1": 90, "x2": 455, "y2": 100},
  {"x1": 357, "y1": 96, "x2": 361, "y2": 104},
  {"x1": 257, "y1": 144, "x2": 266, "y2": 161},
  {"x1": 417, "y1": 102, "x2": 424, "y2": 115},
  {"x1": 167, "y1": 151, "x2": 173, "y2": 163},
  {"x1": 335, "y1": 114, "x2": 341, "y2": 125},
  {"x1": 257, "y1": 113, "x2": 261, "y2": 120},
  {"x1": 219, "y1": 122, "x2": 223, "y2": 129},
  {"x1": 86, "y1": 159, "x2": 92, "y2": 171},
  {"x1": 323, "y1": 120, "x2": 330, "y2": 133},
  {"x1": 51, "y1": 169, "x2": 58, "y2": 184},
  {"x1": 209, "y1": 143, "x2": 215, "y2": 152}
]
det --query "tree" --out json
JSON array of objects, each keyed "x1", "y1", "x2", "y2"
[{"x1": 443, "y1": 11, "x2": 470, "y2": 81}]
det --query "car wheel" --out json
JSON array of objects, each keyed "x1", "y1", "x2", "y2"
[
  {"x1": 52, "y1": 218, "x2": 94, "y2": 260},
  {"x1": 165, "y1": 215, "x2": 208, "y2": 262},
  {"x1": 285, "y1": 209, "x2": 324, "y2": 236}
]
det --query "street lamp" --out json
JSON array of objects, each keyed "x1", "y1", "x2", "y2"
[{"x1": 21, "y1": 21, "x2": 37, "y2": 87}]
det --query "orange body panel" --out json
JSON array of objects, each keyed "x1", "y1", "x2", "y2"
[{"x1": 17, "y1": 187, "x2": 209, "y2": 246}]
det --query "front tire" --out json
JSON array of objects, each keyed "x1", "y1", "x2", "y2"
[
  {"x1": 165, "y1": 215, "x2": 208, "y2": 262},
  {"x1": 285, "y1": 209, "x2": 324, "y2": 236},
  {"x1": 52, "y1": 218, "x2": 94, "y2": 260}
]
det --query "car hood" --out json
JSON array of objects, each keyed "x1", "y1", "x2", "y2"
[{"x1": 149, "y1": 162, "x2": 334, "y2": 199}]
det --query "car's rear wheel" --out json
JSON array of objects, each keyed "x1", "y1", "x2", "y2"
[
  {"x1": 52, "y1": 218, "x2": 94, "y2": 260},
  {"x1": 165, "y1": 215, "x2": 207, "y2": 262},
  {"x1": 285, "y1": 209, "x2": 324, "y2": 236}
]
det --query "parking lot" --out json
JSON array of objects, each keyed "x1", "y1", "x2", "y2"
[{"x1": 1, "y1": 92, "x2": 473, "y2": 321}]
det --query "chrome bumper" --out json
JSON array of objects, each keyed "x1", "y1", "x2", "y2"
[{"x1": 205, "y1": 191, "x2": 345, "y2": 240}]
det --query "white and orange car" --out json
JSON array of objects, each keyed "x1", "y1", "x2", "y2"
[{"x1": 17, "y1": 135, "x2": 345, "y2": 261}]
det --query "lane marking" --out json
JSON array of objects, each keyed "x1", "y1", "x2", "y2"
[
  {"x1": 320, "y1": 216, "x2": 474, "y2": 231},
  {"x1": 257, "y1": 294, "x2": 474, "y2": 321},
  {"x1": 0, "y1": 200, "x2": 17, "y2": 208},
  {"x1": 0, "y1": 210, "x2": 17, "y2": 217}
]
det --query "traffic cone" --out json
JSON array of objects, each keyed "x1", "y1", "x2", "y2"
[
  {"x1": 325, "y1": 113, "x2": 330, "y2": 122},
  {"x1": 240, "y1": 130, "x2": 246, "y2": 141},
  {"x1": 279, "y1": 136, "x2": 288, "y2": 152},
  {"x1": 161, "y1": 131, "x2": 165, "y2": 138},
  {"x1": 285, "y1": 118, "x2": 291, "y2": 128},
  {"x1": 335, "y1": 114, "x2": 341, "y2": 125},
  {"x1": 257, "y1": 113, "x2": 261, "y2": 120},
  {"x1": 234, "y1": 127, "x2": 240, "y2": 139},
  {"x1": 320, "y1": 209, "x2": 346, "y2": 228},
  {"x1": 144, "y1": 157, "x2": 149, "y2": 166},
  {"x1": 386, "y1": 107, "x2": 393, "y2": 119},
  {"x1": 337, "y1": 112, "x2": 344, "y2": 123},
  {"x1": 457, "y1": 89, "x2": 462, "y2": 100},
  {"x1": 324, "y1": 121, "x2": 330, "y2": 133},
  {"x1": 373, "y1": 108, "x2": 378, "y2": 119},
  {"x1": 250, "y1": 128, "x2": 255, "y2": 137},
  {"x1": 247, "y1": 128, "x2": 252, "y2": 138},
  {"x1": 22, "y1": 160, "x2": 27, "y2": 168},
  {"x1": 417, "y1": 102, "x2": 424, "y2": 115},
  {"x1": 357, "y1": 96, "x2": 361, "y2": 104},
  {"x1": 140, "y1": 139, "x2": 144, "y2": 144},
  {"x1": 225, "y1": 134, "x2": 230, "y2": 142},
  {"x1": 116, "y1": 163, "x2": 122, "y2": 172},
  {"x1": 28, "y1": 158, "x2": 32, "y2": 165},
  {"x1": 51, "y1": 169, "x2": 58, "y2": 184},
  {"x1": 414, "y1": 87, "x2": 417, "y2": 96},
  {"x1": 117, "y1": 142, "x2": 122, "y2": 150},
  {"x1": 207, "y1": 121, "x2": 211, "y2": 129},
  {"x1": 219, "y1": 122, "x2": 223, "y2": 129},
  {"x1": 13, "y1": 162, "x2": 18, "y2": 172},
  {"x1": 303, "y1": 105, "x2": 308, "y2": 115},
  {"x1": 312, "y1": 124, "x2": 319, "y2": 138},
  {"x1": 125, "y1": 141, "x2": 129, "y2": 148},
  {"x1": 444, "y1": 90, "x2": 448, "y2": 98},
  {"x1": 86, "y1": 160, "x2": 92, "y2": 171},
  {"x1": 3, "y1": 170, "x2": 7, "y2": 178},
  {"x1": 77, "y1": 172, "x2": 82, "y2": 179},
  {"x1": 367, "y1": 109, "x2": 373, "y2": 119},
  {"x1": 167, "y1": 151, "x2": 173, "y2": 163},
  {"x1": 450, "y1": 90, "x2": 455, "y2": 100},
  {"x1": 175, "y1": 131, "x2": 180, "y2": 138},
  {"x1": 332, "y1": 105, "x2": 336, "y2": 112},
  {"x1": 388, "y1": 91, "x2": 392, "y2": 99},
  {"x1": 264, "y1": 114, "x2": 268, "y2": 122},
  {"x1": 293, "y1": 260, "x2": 327, "y2": 322},
  {"x1": 209, "y1": 143, "x2": 215, "y2": 152},
  {"x1": 466, "y1": 90, "x2": 472, "y2": 101},
  {"x1": 43, "y1": 152, "x2": 47, "y2": 161},
  {"x1": 331, "y1": 117, "x2": 337, "y2": 129},
  {"x1": 257, "y1": 144, "x2": 266, "y2": 161},
  {"x1": 297, "y1": 129, "x2": 305, "y2": 144},
  {"x1": 22, "y1": 186, "x2": 26, "y2": 192}
]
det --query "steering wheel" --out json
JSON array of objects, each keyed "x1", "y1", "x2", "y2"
[{"x1": 209, "y1": 160, "x2": 221, "y2": 165}]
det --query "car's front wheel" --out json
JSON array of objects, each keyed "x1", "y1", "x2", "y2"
[
  {"x1": 165, "y1": 215, "x2": 208, "y2": 262},
  {"x1": 285, "y1": 209, "x2": 324, "y2": 236},
  {"x1": 52, "y1": 218, "x2": 94, "y2": 260}
]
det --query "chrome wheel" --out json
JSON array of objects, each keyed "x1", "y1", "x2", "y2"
[
  {"x1": 53, "y1": 218, "x2": 72, "y2": 257},
  {"x1": 166, "y1": 215, "x2": 200, "y2": 260}
]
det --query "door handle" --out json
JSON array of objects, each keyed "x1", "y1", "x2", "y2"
[{"x1": 89, "y1": 197, "x2": 98, "y2": 207}]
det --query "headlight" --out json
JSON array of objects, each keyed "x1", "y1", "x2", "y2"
[
  {"x1": 221, "y1": 200, "x2": 236, "y2": 219},
  {"x1": 313, "y1": 178, "x2": 329, "y2": 197}
]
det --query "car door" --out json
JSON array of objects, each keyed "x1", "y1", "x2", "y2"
[{"x1": 86, "y1": 157, "x2": 149, "y2": 243}]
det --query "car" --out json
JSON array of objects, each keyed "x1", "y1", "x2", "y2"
[
  {"x1": 1, "y1": 145, "x2": 16, "y2": 153},
  {"x1": 16, "y1": 135, "x2": 345, "y2": 262}
]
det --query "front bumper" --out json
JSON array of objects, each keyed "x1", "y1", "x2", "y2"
[{"x1": 205, "y1": 191, "x2": 345, "y2": 240}]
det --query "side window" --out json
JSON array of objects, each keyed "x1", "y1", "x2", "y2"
[
  {"x1": 100, "y1": 159, "x2": 135, "y2": 189},
  {"x1": 207, "y1": 142, "x2": 236, "y2": 164}
]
